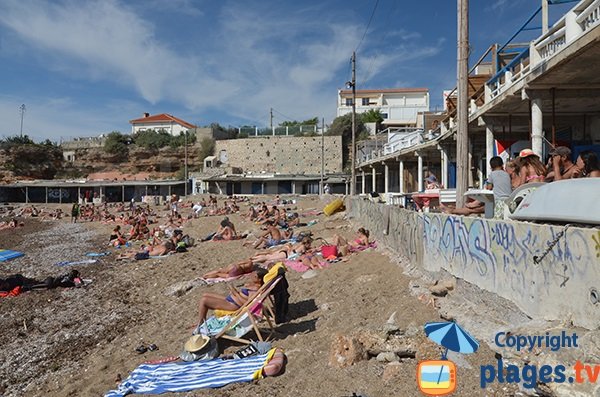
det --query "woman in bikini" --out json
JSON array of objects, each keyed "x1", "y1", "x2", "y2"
[
  {"x1": 518, "y1": 149, "x2": 546, "y2": 185},
  {"x1": 197, "y1": 268, "x2": 267, "y2": 324},
  {"x1": 332, "y1": 227, "x2": 370, "y2": 256}
]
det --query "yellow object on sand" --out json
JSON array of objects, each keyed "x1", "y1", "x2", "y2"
[{"x1": 323, "y1": 198, "x2": 344, "y2": 216}]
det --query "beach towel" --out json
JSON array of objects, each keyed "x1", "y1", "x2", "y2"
[
  {"x1": 0, "y1": 250, "x2": 24, "y2": 262},
  {"x1": 85, "y1": 252, "x2": 111, "y2": 257},
  {"x1": 55, "y1": 259, "x2": 98, "y2": 267},
  {"x1": 105, "y1": 349, "x2": 276, "y2": 397}
]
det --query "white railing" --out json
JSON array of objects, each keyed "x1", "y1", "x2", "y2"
[
  {"x1": 576, "y1": 0, "x2": 600, "y2": 31},
  {"x1": 535, "y1": 25, "x2": 567, "y2": 59},
  {"x1": 486, "y1": 0, "x2": 600, "y2": 103}
]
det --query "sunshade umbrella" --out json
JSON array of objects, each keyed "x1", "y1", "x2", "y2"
[
  {"x1": 424, "y1": 321, "x2": 479, "y2": 358},
  {"x1": 424, "y1": 321, "x2": 479, "y2": 385}
]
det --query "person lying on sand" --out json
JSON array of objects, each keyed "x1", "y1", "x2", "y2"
[
  {"x1": 246, "y1": 221, "x2": 283, "y2": 249},
  {"x1": 197, "y1": 268, "x2": 267, "y2": 324},
  {"x1": 116, "y1": 240, "x2": 176, "y2": 260},
  {"x1": 251, "y1": 237, "x2": 312, "y2": 263},
  {"x1": 203, "y1": 260, "x2": 258, "y2": 279}
]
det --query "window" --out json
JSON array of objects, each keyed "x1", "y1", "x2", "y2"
[
  {"x1": 362, "y1": 98, "x2": 370, "y2": 106},
  {"x1": 345, "y1": 98, "x2": 353, "y2": 106},
  {"x1": 381, "y1": 113, "x2": 388, "y2": 119}
]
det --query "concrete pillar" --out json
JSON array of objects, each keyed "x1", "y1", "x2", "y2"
[
  {"x1": 531, "y1": 98, "x2": 544, "y2": 157},
  {"x1": 372, "y1": 166, "x2": 376, "y2": 193},
  {"x1": 361, "y1": 169, "x2": 366, "y2": 195},
  {"x1": 45, "y1": 187, "x2": 48, "y2": 204},
  {"x1": 345, "y1": 181, "x2": 349, "y2": 195},
  {"x1": 441, "y1": 148, "x2": 449, "y2": 189},
  {"x1": 486, "y1": 125, "x2": 495, "y2": 178},
  {"x1": 399, "y1": 160, "x2": 404, "y2": 194},
  {"x1": 417, "y1": 153, "x2": 424, "y2": 192},
  {"x1": 123, "y1": 186, "x2": 126, "y2": 202},
  {"x1": 59, "y1": 188, "x2": 62, "y2": 204},
  {"x1": 384, "y1": 163, "x2": 389, "y2": 194},
  {"x1": 292, "y1": 181, "x2": 296, "y2": 195}
]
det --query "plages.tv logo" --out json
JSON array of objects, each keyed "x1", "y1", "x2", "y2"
[{"x1": 417, "y1": 321, "x2": 479, "y2": 396}]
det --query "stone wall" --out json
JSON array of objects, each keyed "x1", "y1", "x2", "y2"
[
  {"x1": 346, "y1": 197, "x2": 600, "y2": 329},
  {"x1": 214, "y1": 136, "x2": 343, "y2": 174}
]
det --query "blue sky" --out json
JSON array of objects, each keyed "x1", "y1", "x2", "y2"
[{"x1": 0, "y1": 0, "x2": 575, "y2": 141}]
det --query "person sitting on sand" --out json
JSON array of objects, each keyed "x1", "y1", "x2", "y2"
[
  {"x1": 109, "y1": 225, "x2": 127, "y2": 246},
  {"x1": 197, "y1": 268, "x2": 267, "y2": 324},
  {"x1": 332, "y1": 227, "x2": 370, "y2": 257},
  {"x1": 249, "y1": 221, "x2": 283, "y2": 249},
  {"x1": 203, "y1": 260, "x2": 258, "y2": 279},
  {"x1": 213, "y1": 217, "x2": 237, "y2": 240}
]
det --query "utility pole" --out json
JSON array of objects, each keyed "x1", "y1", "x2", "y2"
[
  {"x1": 270, "y1": 108, "x2": 274, "y2": 135},
  {"x1": 456, "y1": 0, "x2": 469, "y2": 207},
  {"x1": 320, "y1": 117, "x2": 325, "y2": 195},
  {"x1": 350, "y1": 51, "x2": 357, "y2": 196},
  {"x1": 184, "y1": 130, "x2": 188, "y2": 196},
  {"x1": 19, "y1": 104, "x2": 26, "y2": 138}
]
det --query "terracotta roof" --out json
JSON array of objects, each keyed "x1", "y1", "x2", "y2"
[
  {"x1": 129, "y1": 113, "x2": 196, "y2": 129},
  {"x1": 339, "y1": 88, "x2": 429, "y2": 95}
]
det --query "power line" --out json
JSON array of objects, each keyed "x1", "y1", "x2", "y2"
[
  {"x1": 362, "y1": 0, "x2": 398, "y2": 87},
  {"x1": 355, "y1": 0, "x2": 380, "y2": 53}
]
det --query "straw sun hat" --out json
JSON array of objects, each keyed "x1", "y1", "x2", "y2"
[{"x1": 184, "y1": 335, "x2": 211, "y2": 353}]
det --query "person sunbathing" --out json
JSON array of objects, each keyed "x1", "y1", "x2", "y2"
[
  {"x1": 197, "y1": 268, "x2": 267, "y2": 324},
  {"x1": 213, "y1": 217, "x2": 237, "y2": 240},
  {"x1": 116, "y1": 240, "x2": 175, "y2": 260},
  {"x1": 251, "y1": 237, "x2": 311, "y2": 263},
  {"x1": 444, "y1": 199, "x2": 485, "y2": 216},
  {"x1": 332, "y1": 227, "x2": 370, "y2": 256},
  {"x1": 203, "y1": 260, "x2": 257, "y2": 279}
]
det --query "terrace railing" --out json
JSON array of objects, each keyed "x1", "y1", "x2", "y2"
[{"x1": 486, "y1": 0, "x2": 600, "y2": 101}]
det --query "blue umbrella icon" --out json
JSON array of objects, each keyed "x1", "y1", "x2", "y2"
[
  {"x1": 424, "y1": 321, "x2": 479, "y2": 385},
  {"x1": 424, "y1": 321, "x2": 479, "y2": 359}
]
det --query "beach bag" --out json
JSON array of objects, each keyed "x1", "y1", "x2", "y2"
[
  {"x1": 176, "y1": 242, "x2": 187, "y2": 253},
  {"x1": 182, "y1": 235, "x2": 195, "y2": 247}
]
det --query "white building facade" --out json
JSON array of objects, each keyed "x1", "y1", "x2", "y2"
[{"x1": 337, "y1": 88, "x2": 430, "y2": 127}]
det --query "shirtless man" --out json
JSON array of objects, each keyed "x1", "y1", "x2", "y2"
[{"x1": 251, "y1": 221, "x2": 283, "y2": 249}]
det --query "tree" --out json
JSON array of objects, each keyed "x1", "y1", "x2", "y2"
[
  {"x1": 104, "y1": 131, "x2": 129, "y2": 160},
  {"x1": 134, "y1": 129, "x2": 171, "y2": 149},
  {"x1": 170, "y1": 130, "x2": 197, "y2": 148},
  {"x1": 198, "y1": 137, "x2": 215, "y2": 161},
  {"x1": 280, "y1": 117, "x2": 319, "y2": 127},
  {"x1": 327, "y1": 113, "x2": 368, "y2": 169},
  {"x1": 361, "y1": 109, "x2": 384, "y2": 123}
]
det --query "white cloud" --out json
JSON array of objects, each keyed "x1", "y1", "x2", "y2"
[{"x1": 0, "y1": 0, "x2": 446, "y2": 137}]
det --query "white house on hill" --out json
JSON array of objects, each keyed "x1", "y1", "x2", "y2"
[
  {"x1": 337, "y1": 88, "x2": 430, "y2": 128},
  {"x1": 129, "y1": 113, "x2": 197, "y2": 136}
]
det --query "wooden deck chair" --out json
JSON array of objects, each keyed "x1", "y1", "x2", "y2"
[{"x1": 215, "y1": 276, "x2": 282, "y2": 345}]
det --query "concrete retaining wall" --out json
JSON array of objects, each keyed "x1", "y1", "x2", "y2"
[{"x1": 346, "y1": 197, "x2": 600, "y2": 329}]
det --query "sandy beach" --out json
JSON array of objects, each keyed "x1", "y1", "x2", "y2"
[{"x1": 1, "y1": 197, "x2": 517, "y2": 397}]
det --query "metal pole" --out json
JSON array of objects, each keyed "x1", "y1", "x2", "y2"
[
  {"x1": 320, "y1": 117, "x2": 325, "y2": 195},
  {"x1": 184, "y1": 131, "x2": 188, "y2": 197},
  {"x1": 456, "y1": 0, "x2": 469, "y2": 207},
  {"x1": 350, "y1": 51, "x2": 357, "y2": 196},
  {"x1": 19, "y1": 104, "x2": 26, "y2": 138}
]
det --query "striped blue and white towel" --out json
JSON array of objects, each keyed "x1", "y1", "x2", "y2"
[{"x1": 105, "y1": 349, "x2": 274, "y2": 397}]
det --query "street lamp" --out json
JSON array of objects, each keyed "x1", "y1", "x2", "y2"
[
  {"x1": 19, "y1": 104, "x2": 26, "y2": 138},
  {"x1": 347, "y1": 51, "x2": 356, "y2": 196}
]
